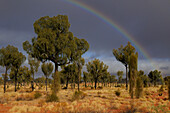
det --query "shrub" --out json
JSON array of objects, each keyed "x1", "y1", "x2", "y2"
[
  {"x1": 135, "y1": 76, "x2": 143, "y2": 98},
  {"x1": 34, "y1": 92, "x2": 42, "y2": 99},
  {"x1": 116, "y1": 84, "x2": 121, "y2": 87},
  {"x1": 168, "y1": 78, "x2": 170, "y2": 100},
  {"x1": 159, "y1": 85, "x2": 164, "y2": 92},
  {"x1": 71, "y1": 91, "x2": 86, "y2": 101},
  {"x1": 158, "y1": 85, "x2": 164, "y2": 96},
  {"x1": 98, "y1": 86, "x2": 103, "y2": 89},
  {"x1": 16, "y1": 93, "x2": 34, "y2": 101},
  {"x1": 46, "y1": 93, "x2": 59, "y2": 102},
  {"x1": 144, "y1": 90, "x2": 150, "y2": 96},
  {"x1": 115, "y1": 89, "x2": 121, "y2": 96}
]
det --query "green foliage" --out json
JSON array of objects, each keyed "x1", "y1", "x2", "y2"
[
  {"x1": 100, "y1": 71, "x2": 110, "y2": 87},
  {"x1": 135, "y1": 76, "x2": 143, "y2": 98},
  {"x1": 97, "y1": 86, "x2": 103, "y2": 89},
  {"x1": 41, "y1": 62, "x2": 54, "y2": 77},
  {"x1": 23, "y1": 15, "x2": 89, "y2": 93},
  {"x1": 83, "y1": 71, "x2": 89, "y2": 87},
  {"x1": 129, "y1": 52, "x2": 138, "y2": 99},
  {"x1": 41, "y1": 62, "x2": 54, "y2": 91},
  {"x1": 148, "y1": 70, "x2": 162, "y2": 87},
  {"x1": 168, "y1": 78, "x2": 170, "y2": 100},
  {"x1": 34, "y1": 92, "x2": 42, "y2": 99},
  {"x1": 115, "y1": 89, "x2": 121, "y2": 96},
  {"x1": 86, "y1": 59, "x2": 109, "y2": 89},
  {"x1": 117, "y1": 71, "x2": 123, "y2": 83},
  {"x1": 164, "y1": 76, "x2": 170, "y2": 85},
  {"x1": 113, "y1": 42, "x2": 136, "y2": 90},
  {"x1": 10, "y1": 66, "x2": 31, "y2": 85},
  {"x1": 61, "y1": 63, "x2": 77, "y2": 89},
  {"x1": 0, "y1": 77, "x2": 3, "y2": 85},
  {"x1": 0, "y1": 45, "x2": 26, "y2": 93},
  {"x1": 28, "y1": 55, "x2": 40, "y2": 91},
  {"x1": 71, "y1": 91, "x2": 86, "y2": 101},
  {"x1": 46, "y1": 93, "x2": 59, "y2": 102}
]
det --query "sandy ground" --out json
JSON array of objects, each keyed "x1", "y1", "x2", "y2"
[{"x1": 0, "y1": 84, "x2": 169, "y2": 113}]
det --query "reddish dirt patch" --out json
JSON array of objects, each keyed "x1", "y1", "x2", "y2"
[{"x1": 0, "y1": 104, "x2": 12, "y2": 113}]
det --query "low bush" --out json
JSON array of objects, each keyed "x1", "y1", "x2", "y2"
[
  {"x1": 115, "y1": 89, "x2": 121, "y2": 96},
  {"x1": 158, "y1": 85, "x2": 164, "y2": 96},
  {"x1": 97, "y1": 86, "x2": 103, "y2": 89},
  {"x1": 16, "y1": 93, "x2": 34, "y2": 101},
  {"x1": 46, "y1": 93, "x2": 59, "y2": 102},
  {"x1": 116, "y1": 84, "x2": 121, "y2": 87},
  {"x1": 168, "y1": 78, "x2": 170, "y2": 100},
  {"x1": 71, "y1": 91, "x2": 86, "y2": 101},
  {"x1": 144, "y1": 90, "x2": 150, "y2": 96},
  {"x1": 34, "y1": 92, "x2": 42, "y2": 99}
]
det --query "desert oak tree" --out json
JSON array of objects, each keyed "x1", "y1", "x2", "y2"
[{"x1": 23, "y1": 15, "x2": 89, "y2": 93}]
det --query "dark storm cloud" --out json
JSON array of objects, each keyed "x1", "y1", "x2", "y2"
[
  {"x1": 1, "y1": 0, "x2": 169, "y2": 59},
  {"x1": 78, "y1": 0, "x2": 170, "y2": 59},
  {"x1": 0, "y1": 0, "x2": 170, "y2": 76}
]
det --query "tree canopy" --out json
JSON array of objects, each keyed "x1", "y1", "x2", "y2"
[
  {"x1": 0, "y1": 45, "x2": 25, "y2": 93},
  {"x1": 148, "y1": 70, "x2": 162, "y2": 86},
  {"x1": 86, "y1": 59, "x2": 109, "y2": 89},
  {"x1": 113, "y1": 42, "x2": 136, "y2": 90},
  {"x1": 41, "y1": 62, "x2": 54, "y2": 91},
  {"x1": 23, "y1": 15, "x2": 89, "y2": 93}
]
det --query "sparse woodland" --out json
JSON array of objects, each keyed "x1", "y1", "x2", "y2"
[{"x1": 0, "y1": 15, "x2": 169, "y2": 113}]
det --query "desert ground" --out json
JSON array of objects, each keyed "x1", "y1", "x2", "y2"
[{"x1": 0, "y1": 84, "x2": 169, "y2": 113}]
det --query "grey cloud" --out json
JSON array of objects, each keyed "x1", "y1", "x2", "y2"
[
  {"x1": 160, "y1": 66, "x2": 169, "y2": 70},
  {"x1": 0, "y1": 0, "x2": 170, "y2": 69}
]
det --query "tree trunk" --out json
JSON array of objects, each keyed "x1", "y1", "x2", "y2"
[
  {"x1": 32, "y1": 73, "x2": 35, "y2": 91},
  {"x1": 53, "y1": 63, "x2": 60, "y2": 94},
  {"x1": 154, "y1": 81, "x2": 156, "y2": 87},
  {"x1": 85, "y1": 80, "x2": 87, "y2": 87},
  {"x1": 17, "y1": 82, "x2": 19, "y2": 89},
  {"x1": 77, "y1": 63, "x2": 81, "y2": 91},
  {"x1": 15, "y1": 69, "x2": 18, "y2": 92},
  {"x1": 125, "y1": 65, "x2": 128, "y2": 90},
  {"x1": 4, "y1": 67, "x2": 8, "y2": 93},
  {"x1": 46, "y1": 76, "x2": 48, "y2": 91},
  {"x1": 95, "y1": 79, "x2": 97, "y2": 89},
  {"x1": 66, "y1": 77, "x2": 69, "y2": 89}
]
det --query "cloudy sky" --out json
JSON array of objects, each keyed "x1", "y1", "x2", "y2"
[{"x1": 0, "y1": 0, "x2": 170, "y2": 77}]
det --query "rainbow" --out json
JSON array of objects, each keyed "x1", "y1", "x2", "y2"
[{"x1": 63, "y1": 0, "x2": 155, "y2": 68}]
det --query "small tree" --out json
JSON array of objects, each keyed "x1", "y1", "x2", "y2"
[
  {"x1": 0, "y1": 45, "x2": 13, "y2": 93},
  {"x1": 117, "y1": 71, "x2": 123, "y2": 84},
  {"x1": 135, "y1": 75, "x2": 143, "y2": 98},
  {"x1": 61, "y1": 63, "x2": 77, "y2": 89},
  {"x1": 100, "y1": 72, "x2": 110, "y2": 87},
  {"x1": 0, "y1": 45, "x2": 25, "y2": 93},
  {"x1": 83, "y1": 72, "x2": 89, "y2": 87},
  {"x1": 113, "y1": 42, "x2": 136, "y2": 90},
  {"x1": 10, "y1": 66, "x2": 31, "y2": 87},
  {"x1": 110, "y1": 75, "x2": 116, "y2": 87},
  {"x1": 168, "y1": 78, "x2": 170, "y2": 100},
  {"x1": 28, "y1": 55, "x2": 40, "y2": 91},
  {"x1": 41, "y1": 62, "x2": 54, "y2": 91},
  {"x1": 148, "y1": 70, "x2": 162, "y2": 87},
  {"x1": 129, "y1": 52, "x2": 138, "y2": 99},
  {"x1": 86, "y1": 59, "x2": 109, "y2": 89},
  {"x1": 75, "y1": 58, "x2": 85, "y2": 91}
]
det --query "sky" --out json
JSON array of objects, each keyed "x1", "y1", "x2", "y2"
[{"x1": 0, "y1": 0, "x2": 170, "y2": 77}]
